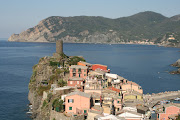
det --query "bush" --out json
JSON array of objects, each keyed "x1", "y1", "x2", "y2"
[
  {"x1": 50, "y1": 61, "x2": 60, "y2": 66},
  {"x1": 42, "y1": 100, "x2": 48, "y2": 108},
  {"x1": 38, "y1": 85, "x2": 51, "y2": 96},
  {"x1": 68, "y1": 56, "x2": 86, "y2": 65},
  {"x1": 58, "y1": 79, "x2": 67, "y2": 87},
  {"x1": 47, "y1": 93, "x2": 53, "y2": 102},
  {"x1": 52, "y1": 98, "x2": 64, "y2": 112}
]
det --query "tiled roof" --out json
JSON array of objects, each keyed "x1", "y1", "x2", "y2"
[
  {"x1": 136, "y1": 105, "x2": 149, "y2": 111},
  {"x1": 79, "y1": 61, "x2": 92, "y2": 66},
  {"x1": 66, "y1": 91, "x2": 91, "y2": 98},
  {"x1": 70, "y1": 65, "x2": 88, "y2": 69}
]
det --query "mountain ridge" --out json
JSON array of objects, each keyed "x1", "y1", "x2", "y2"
[{"x1": 8, "y1": 11, "x2": 180, "y2": 47}]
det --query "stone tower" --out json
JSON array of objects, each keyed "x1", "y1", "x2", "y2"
[{"x1": 56, "y1": 40, "x2": 63, "y2": 54}]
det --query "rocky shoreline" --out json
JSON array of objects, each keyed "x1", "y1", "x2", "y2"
[{"x1": 170, "y1": 59, "x2": 180, "y2": 74}]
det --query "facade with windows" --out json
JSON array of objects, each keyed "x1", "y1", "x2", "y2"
[
  {"x1": 67, "y1": 77, "x2": 84, "y2": 91},
  {"x1": 65, "y1": 91, "x2": 91, "y2": 115},
  {"x1": 157, "y1": 104, "x2": 180, "y2": 120},
  {"x1": 69, "y1": 65, "x2": 88, "y2": 79}
]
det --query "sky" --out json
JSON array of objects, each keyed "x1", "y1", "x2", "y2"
[{"x1": 0, "y1": 0, "x2": 180, "y2": 38}]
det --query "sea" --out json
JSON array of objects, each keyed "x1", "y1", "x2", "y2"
[{"x1": 0, "y1": 40, "x2": 179, "y2": 120}]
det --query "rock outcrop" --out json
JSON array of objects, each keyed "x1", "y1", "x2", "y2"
[{"x1": 170, "y1": 59, "x2": 180, "y2": 74}]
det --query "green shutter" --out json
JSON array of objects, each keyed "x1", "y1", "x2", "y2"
[
  {"x1": 84, "y1": 110, "x2": 87, "y2": 113},
  {"x1": 69, "y1": 107, "x2": 72, "y2": 110}
]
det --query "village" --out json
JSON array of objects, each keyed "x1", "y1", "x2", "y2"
[{"x1": 31, "y1": 40, "x2": 180, "y2": 120}]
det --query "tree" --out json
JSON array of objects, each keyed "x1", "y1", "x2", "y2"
[{"x1": 58, "y1": 79, "x2": 67, "y2": 87}]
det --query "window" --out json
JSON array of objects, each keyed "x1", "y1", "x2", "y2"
[
  {"x1": 79, "y1": 74, "x2": 81, "y2": 77},
  {"x1": 84, "y1": 70, "x2": 86, "y2": 72},
  {"x1": 78, "y1": 68, "x2": 81, "y2": 73},
  {"x1": 77, "y1": 81, "x2": 79, "y2": 84},
  {"x1": 117, "y1": 101, "x2": 120, "y2": 103},
  {"x1": 84, "y1": 74, "x2": 86, "y2": 76},
  {"x1": 84, "y1": 110, "x2": 87, "y2": 113},
  {"x1": 68, "y1": 99, "x2": 74, "y2": 103},
  {"x1": 69, "y1": 107, "x2": 72, "y2": 110},
  {"x1": 70, "y1": 81, "x2": 72, "y2": 84},
  {"x1": 117, "y1": 108, "x2": 119, "y2": 111},
  {"x1": 73, "y1": 68, "x2": 76, "y2": 72},
  {"x1": 73, "y1": 73, "x2": 76, "y2": 77}
]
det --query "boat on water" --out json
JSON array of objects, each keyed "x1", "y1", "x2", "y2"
[{"x1": 174, "y1": 97, "x2": 180, "y2": 101}]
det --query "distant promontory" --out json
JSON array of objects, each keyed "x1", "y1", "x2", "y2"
[{"x1": 8, "y1": 11, "x2": 180, "y2": 47}]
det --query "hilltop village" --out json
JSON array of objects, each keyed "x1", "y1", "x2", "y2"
[{"x1": 28, "y1": 40, "x2": 180, "y2": 120}]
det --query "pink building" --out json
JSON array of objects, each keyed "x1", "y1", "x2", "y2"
[
  {"x1": 65, "y1": 91, "x2": 91, "y2": 115},
  {"x1": 114, "y1": 98, "x2": 122, "y2": 111},
  {"x1": 68, "y1": 77, "x2": 84, "y2": 91},
  {"x1": 157, "y1": 104, "x2": 180, "y2": 120},
  {"x1": 120, "y1": 80, "x2": 143, "y2": 94},
  {"x1": 69, "y1": 65, "x2": 88, "y2": 79}
]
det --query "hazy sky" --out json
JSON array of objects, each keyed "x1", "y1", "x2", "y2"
[{"x1": 0, "y1": 0, "x2": 180, "y2": 38}]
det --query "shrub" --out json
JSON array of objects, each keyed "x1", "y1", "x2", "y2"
[
  {"x1": 38, "y1": 85, "x2": 51, "y2": 96},
  {"x1": 58, "y1": 79, "x2": 67, "y2": 87},
  {"x1": 68, "y1": 56, "x2": 86, "y2": 65},
  {"x1": 50, "y1": 61, "x2": 60, "y2": 66},
  {"x1": 52, "y1": 98, "x2": 64, "y2": 112},
  {"x1": 42, "y1": 100, "x2": 48, "y2": 108}
]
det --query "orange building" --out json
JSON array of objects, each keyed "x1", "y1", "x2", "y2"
[
  {"x1": 92, "y1": 64, "x2": 107, "y2": 71},
  {"x1": 65, "y1": 91, "x2": 91, "y2": 115},
  {"x1": 77, "y1": 61, "x2": 92, "y2": 68},
  {"x1": 157, "y1": 104, "x2": 180, "y2": 120},
  {"x1": 69, "y1": 65, "x2": 88, "y2": 79}
]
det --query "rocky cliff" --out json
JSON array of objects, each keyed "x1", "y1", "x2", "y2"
[
  {"x1": 8, "y1": 11, "x2": 180, "y2": 47},
  {"x1": 170, "y1": 59, "x2": 180, "y2": 74},
  {"x1": 28, "y1": 54, "x2": 86, "y2": 120}
]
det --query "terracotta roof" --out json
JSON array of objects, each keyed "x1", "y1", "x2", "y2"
[
  {"x1": 70, "y1": 65, "x2": 88, "y2": 69},
  {"x1": 93, "y1": 64, "x2": 107, "y2": 67},
  {"x1": 66, "y1": 91, "x2": 91, "y2": 98},
  {"x1": 78, "y1": 61, "x2": 92, "y2": 66},
  {"x1": 108, "y1": 86, "x2": 121, "y2": 93}
]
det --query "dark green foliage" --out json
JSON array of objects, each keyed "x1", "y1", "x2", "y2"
[
  {"x1": 38, "y1": 85, "x2": 51, "y2": 96},
  {"x1": 47, "y1": 93, "x2": 53, "y2": 102},
  {"x1": 60, "y1": 53, "x2": 68, "y2": 59},
  {"x1": 50, "y1": 61, "x2": 59, "y2": 66},
  {"x1": 58, "y1": 79, "x2": 67, "y2": 87},
  {"x1": 52, "y1": 98, "x2": 64, "y2": 112},
  {"x1": 68, "y1": 56, "x2": 86, "y2": 65},
  {"x1": 42, "y1": 100, "x2": 48, "y2": 108}
]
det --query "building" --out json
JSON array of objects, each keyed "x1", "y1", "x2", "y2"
[
  {"x1": 77, "y1": 61, "x2": 92, "y2": 69},
  {"x1": 69, "y1": 65, "x2": 88, "y2": 79},
  {"x1": 65, "y1": 91, "x2": 91, "y2": 115},
  {"x1": 92, "y1": 64, "x2": 107, "y2": 71},
  {"x1": 120, "y1": 80, "x2": 143, "y2": 94},
  {"x1": 68, "y1": 77, "x2": 84, "y2": 91},
  {"x1": 117, "y1": 110, "x2": 144, "y2": 120},
  {"x1": 123, "y1": 91, "x2": 143, "y2": 101},
  {"x1": 157, "y1": 103, "x2": 180, "y2": 120}
]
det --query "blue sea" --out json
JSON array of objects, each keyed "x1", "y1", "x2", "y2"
[{"x1": 0, "y1": 40, "x2": 179, "y2": 120}]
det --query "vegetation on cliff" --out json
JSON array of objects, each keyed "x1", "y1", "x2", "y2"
[
  {"x1": 8, "y1": 11, "x2": 180, "y2": 47},
  {"x1": 28, "y1": 55, "x2": 85, "y2": 119}
]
